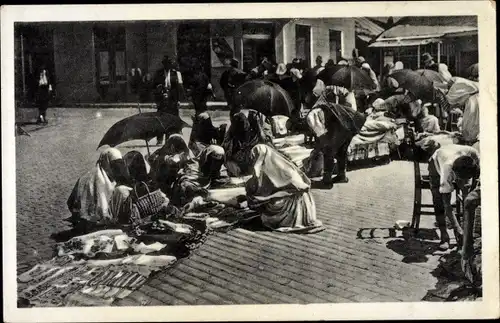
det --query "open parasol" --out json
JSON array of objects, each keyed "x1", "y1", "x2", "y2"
[
  {"x1": 97, "y1": 112, "x2": 191, "y2": 154},
  {"x1": 233, "y1": 79, "x2": 294, "y2": 117}
]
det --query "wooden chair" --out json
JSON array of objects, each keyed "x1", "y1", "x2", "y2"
[
  {"x1": 407, "y1": 126, "x2": 465, "y2": 232},
  {"x1": 408, "y1": 127, "x2": 435, "y2": 230}
]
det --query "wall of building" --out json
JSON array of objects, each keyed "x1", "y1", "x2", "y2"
[
  {"x1": 278, "y1": 18, "x2": 356, "y2": 66},
  {"x1": 145, "y1": 21, "x2": 178, "y2": 74},
  {"x1": 53, "y1": 23, "x2": 98, "y2": 104}
]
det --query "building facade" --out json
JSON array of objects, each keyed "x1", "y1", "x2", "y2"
[
  {"x1": 368, "y1": 24, "x2": 478, "y2": 77},
  {"x1": 15, "y1": 18, "x2": 355, "y2": 105}
]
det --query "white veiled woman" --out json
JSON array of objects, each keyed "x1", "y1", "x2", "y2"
[{"x1": 67, "y1": 148, "x2": 128, "y2": 227}]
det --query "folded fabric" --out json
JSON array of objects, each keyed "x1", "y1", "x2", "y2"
[
  {"x1": 361, "y1": 119, "x2": 398, "y2": 132},
  {"x1": 272, "y1": 134, "x2": 306, "y2": 148},
  {"x1": 416, "y1": 133, "x2": 460, "y2": 152},
  {"x1": 446, "y1": 77, "x2": 479, "y2": 106}
]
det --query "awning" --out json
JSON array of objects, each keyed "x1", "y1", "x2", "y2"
[
  {"x1": 369, "y1": 37, "x2": 442, "y2": 48},
  {"x1": 357, "y1": 34, "x2": 373, "y2": 43}
]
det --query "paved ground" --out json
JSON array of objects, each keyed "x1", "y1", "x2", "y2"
[{"x1": 15, "y1": 107, "x2": 457, "y2": 304}]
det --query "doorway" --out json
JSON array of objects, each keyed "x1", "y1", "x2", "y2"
[
  {"x1": 295, "y1": 24, "x2": 311, "y2": 66},
  {"x1": 329, "y1": 29, "x2": 342, "y2": 63},
  {"x1": 93, "y1": 24, "x2": 127, "y2": 102},
  {"x1": 16, "y1": 24, "x2": 55, "y2": 104}
]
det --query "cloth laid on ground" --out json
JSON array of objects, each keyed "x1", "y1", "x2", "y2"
[
  {"x1": 17, "y1": 228, "x2": 181, "y2": 307},
  {"x1": 183, "y1": 196, "x2": 260, "y2": 231},
  {"x1": 18, "y1": 212, "x2": 210, "y2": 307}
]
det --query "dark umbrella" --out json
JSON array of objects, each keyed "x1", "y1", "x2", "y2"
[
  {"x1": 328, "y1": 65, "x2": 376, "y2": 91},
  {"x1": 415, "y1": 69, "x2": 448, "y2": 83},
  {"x1": 388, "y1": 69, "x2": 435, "y2": 102},
  {"x1": 232, "y1": 79, "x2": 294, "y2": 117},
  {"x1": 97, "y1": 112, "x2": 191, "y2": 154},
  {"x1": 466, "y1": 63, "x2": 478, "y2": 79}
]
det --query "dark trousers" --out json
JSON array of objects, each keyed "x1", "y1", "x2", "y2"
[
  {"x1": 428, "y1": 160, "x2": 463, "y2": 242},
  {"x1": 38, "y1": 100, "x2": 48, "y2": 119},
  {"x1": 156, "y1": 99, "x2": 180, "y2": 143},
  {"x1": 317, "y1": 127, "x2": 353, "y2": 178}
]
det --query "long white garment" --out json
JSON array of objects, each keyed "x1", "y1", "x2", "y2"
[{"x1": 461, "y1": 93, "x2": 480, "y2": 144}]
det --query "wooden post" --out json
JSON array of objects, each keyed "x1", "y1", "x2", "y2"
[
  {"x1": 417, "y1": 44, "x2": 421, "y2": 69},
  {"x1": 437, "y1": 42, "x2": 441, "y2": 64},
  {"x1": 21, "y1": 33, "x2": 26, "y2": 97}
]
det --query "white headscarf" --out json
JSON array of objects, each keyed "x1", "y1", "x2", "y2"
[{"x1": 67, "y1": 148, "x2": 123, "y2": 224}]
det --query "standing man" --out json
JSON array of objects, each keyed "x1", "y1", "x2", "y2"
[
  {"x1": 221, "y1": 58, "x2": 247, "y2": 118},
  {"x1": 427, "y1": 142, "x2": 480, "y2": 250},
  {"x1": 312, "y1": 56, "x2": 324, "y2": 75},
  {"x1": 153, "y1": 55, "x2": 185, "y2": 145},
  {"x1": 422, "y1": 52, "x2": 452, "y2": 82},
  {"x1": 190, "y1": 59, "x2": 213, "y2": 115}
]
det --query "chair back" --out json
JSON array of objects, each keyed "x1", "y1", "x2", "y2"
[{"x1": 406, "y1": 126, "x2": 423, "y2": 187}]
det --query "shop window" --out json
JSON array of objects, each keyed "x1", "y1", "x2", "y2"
[
  {"x1": 329, "y1": 29, "x2": 342, "y2": 63},
  {"x1": 295, "y1": 24, "x2": 311, "y2": 66}
]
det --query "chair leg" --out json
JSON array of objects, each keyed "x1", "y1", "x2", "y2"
[{"x1": 412, "y1": 186, "x2": 422, "y2": 230}]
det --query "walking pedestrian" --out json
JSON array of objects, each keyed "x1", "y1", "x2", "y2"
[
  {"x1": 34, "y1": 65, "x2": 53, "y2": 124},
  {"x1": 153, "y1": 55, "x2": 185, "y2": 145}
]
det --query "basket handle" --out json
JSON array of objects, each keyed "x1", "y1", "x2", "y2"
[{"x1": 133, "y1": 181, "x2": 151, "y2": 199}]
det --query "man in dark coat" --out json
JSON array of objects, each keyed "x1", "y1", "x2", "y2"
[
  {"x1": 153, "y1": 55, "x2": 185, "y2": 145},
  {"x1": 220, "y1": 58, "x2": 248, "y2": 117},
  {"x1": 307, "y1": 94, "x2": 366, "y2": 187},
  {"x1": 190, "y1": 59, "x2": 212, "y2": 114}
]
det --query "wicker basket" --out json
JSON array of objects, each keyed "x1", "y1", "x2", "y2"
[{"x1": 132, "y1": 182, "x2": 165, "y2": 220}]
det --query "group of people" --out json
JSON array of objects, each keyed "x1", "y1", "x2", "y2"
[
  {"x1": 67, "y1": 49, "x2": 481, "y2": 288},
  {"x1": 367, "y1": 53, "x2": 481, "y2": 286},
  {"x1": 67, "y1": 103, "x2": 325, "y2": 235}
]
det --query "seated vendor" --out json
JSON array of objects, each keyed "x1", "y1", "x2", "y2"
[
  {"x1": 188, "y1": 111, "x2": 225, "y2": 157},
  {"x1": 111, "y1": 150, "x2": 180, "y2": 227},
  {"x1": 245, "y1": 144, "x2": 324, "y2": 233},
  {"x1": 460, "y1": 177, "x2": 481, "y2": 286},
  {"x1": 222, "y1": 110, "x2": 273, "y2": 177},
  {"x1": 170, "y1": 144, "x2": 226, "y2": 207},
  {"x1": 416, "y1": 102, "x2": 441, "y2": 136},
  {"x1": 427, "y1": 141, "x2": 480, "y2": 250},
  {"x1": 67, "y1": 148, "x2": 130, "y2": 230}
]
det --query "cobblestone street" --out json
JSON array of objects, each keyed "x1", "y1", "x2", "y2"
[{"x1": 16, "y1": 107, "x2": 453, "y2": 304}]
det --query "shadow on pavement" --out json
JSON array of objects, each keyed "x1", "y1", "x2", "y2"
[
  {"x1": 386, "y1": 238, "x2": 443, "y2": 263},
  {"x1": 356, "y1": 227, "x2": 439, "y2": 240}
]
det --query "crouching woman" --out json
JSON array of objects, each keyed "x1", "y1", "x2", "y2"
[{"x1": 244, "y1": 144, "x2": 325, "y2": 233}]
